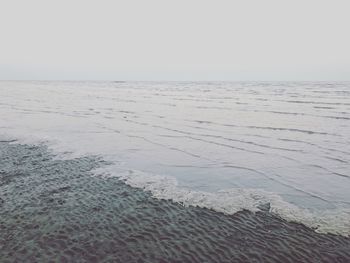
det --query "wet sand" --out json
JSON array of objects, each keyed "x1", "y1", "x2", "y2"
[{"x1": 1, "y1": 141, "x2": 350, "y2": 262}]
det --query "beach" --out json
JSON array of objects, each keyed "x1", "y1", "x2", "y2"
[
  {"x1": 1, "y1": 81, "x2": 350, "y2": 262},
  {"x1": 1, "y1": 141, "x2": 350, "y2": 262}
]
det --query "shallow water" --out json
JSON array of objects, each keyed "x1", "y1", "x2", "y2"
[
  {"x1": 1, "y1": 141, "x2": 350, "y2": 262},
  {"x1": 0, "y1": 81, "x2": 350, "y2": 235}
]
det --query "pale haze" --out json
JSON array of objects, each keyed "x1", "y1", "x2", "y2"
[
  {"x1": 2, "y1": 1, "x2": 350, "y2": 260},
  {"x1": 1, "y1": 0, "x2": 349, "y2": 81}
]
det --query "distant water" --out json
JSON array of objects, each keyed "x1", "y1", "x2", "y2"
[
  {"x1": 1, "y1": 141, "x2": 350, "y2": 262},
  {"x1": 0, "y1": 81, "x2": 349, "y2": 236}
]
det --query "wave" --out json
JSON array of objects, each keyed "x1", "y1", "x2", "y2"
[
  {"x1": 93, "y1": 165, "x2": 350, "y2": 237},
  {"x1": 3, "y1": 132, "x2": 350, "y2": 237}
]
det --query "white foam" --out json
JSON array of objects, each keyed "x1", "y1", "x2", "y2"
[{"x1": 94, "y1": 165, "x2": 350, "y2": 236}]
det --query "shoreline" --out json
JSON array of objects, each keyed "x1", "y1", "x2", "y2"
[{"x1": 1, "y1": 141, "x2": 350, "y2": 262}]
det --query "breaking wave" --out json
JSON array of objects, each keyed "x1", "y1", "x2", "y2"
[{"x1": 94, "y1": 166, "x2": 350, "y2": 236}]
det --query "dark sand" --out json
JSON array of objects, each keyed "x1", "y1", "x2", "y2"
[{"x1": 1, "y1": 141, "x2": 350, "y2": 262}]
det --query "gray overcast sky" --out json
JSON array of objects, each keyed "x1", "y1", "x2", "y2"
[{"x1": 0, "y1": 0, "x2": 349, "y2": 81}]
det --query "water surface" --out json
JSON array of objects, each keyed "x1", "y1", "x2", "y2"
[{"x1": 0, "y1": 81, "x2": 349, "y2": 234}]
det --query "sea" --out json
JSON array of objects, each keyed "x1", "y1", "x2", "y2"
[{"x1": 1, "y1": 81, "x2": 350, "y2": 262}]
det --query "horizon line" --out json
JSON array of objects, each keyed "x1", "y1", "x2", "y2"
[{"x1": 1, "y1": 79, "x2": 349, "y2": 83}]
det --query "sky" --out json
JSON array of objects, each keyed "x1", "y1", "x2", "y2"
[{"x1": 0, "y1": 0, "x2": 349, "y2": 81}]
